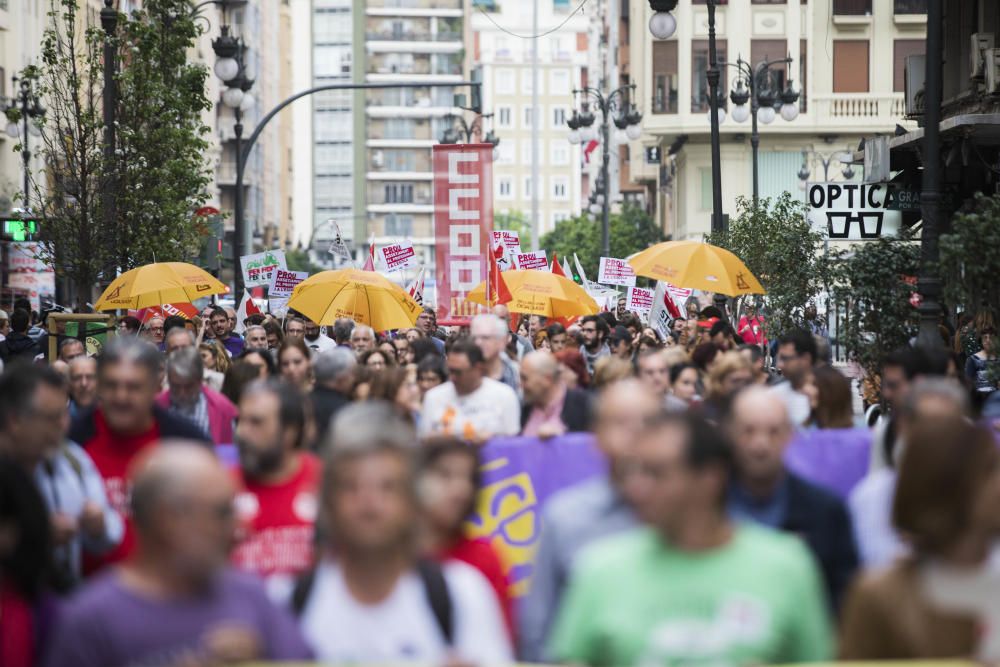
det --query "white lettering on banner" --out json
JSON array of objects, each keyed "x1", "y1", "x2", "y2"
[
  {"x1": 598, "y1": 257, "x2": 637, "y2": 287},
  {"x1": 626, "y1": 286, "x2": 654, "y2": 316},
  {"x1": 451, "y1": 260, "x2": 480, "y2": 292},
  {"x1": 379, "y1": 242, "x2": 417, "y2": 272},
  {"x1": 268, "y1": 269, "x2": 308, "y2": 298},
  {"x1": 448, "y1": 151, "x2": 478, "y2": 183},
  {"x1": 515, "y1": 250, "x2": 548, "y2": 271},
  {"x1": 450, "y1": 225, "x2": 481, "y2": 256},
  {"x1": 492, "y1": 230, "x2": 522, "y2": 254},
  {"x1": 805, "y1": 182, "x2": 902, "y2": 241},
  {"x1": 449, "y1": 189, "x2": 480, "y2": 220}
]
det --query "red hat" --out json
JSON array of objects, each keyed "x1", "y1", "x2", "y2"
[{"x1": 697, "y1": 317, "x2": 719, "y2": 330}]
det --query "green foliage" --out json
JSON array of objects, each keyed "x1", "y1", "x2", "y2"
[
  {"x1": 706, "y1": 193, "x2": 834, "y2": 337},
  {"x1": 494, "y1": 210, "x2": 532, "y2": 249},
  {"x1": 831, "y1": 233, "x2": 920, "y2": 379},
  {"x1": 540, "y1": 204, "x2": 663, "y2": 279},
  {"x1": 285, "y1": 248, "x2": 322, "y2": 275},
  {"x1": 940, "y1": 192, "x2": 1000, "y2": 321}
]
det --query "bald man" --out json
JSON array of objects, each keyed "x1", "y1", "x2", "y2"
[
  {"x1": 44, "y1": 443, "x2": 312, "y2": 667},
  {"x1": 520, "y1": 350, "x2": 592, "y2": 437},
  {"x1": 519, "y1": 379, "x2": 660, "y2": 661},
  {"x1": 725, "y1": 387, "x2": 858, "y2": 610}
]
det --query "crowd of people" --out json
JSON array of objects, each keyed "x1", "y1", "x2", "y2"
[{"x1": 1, "y1": 294, "x2": 999, "y2": 666}]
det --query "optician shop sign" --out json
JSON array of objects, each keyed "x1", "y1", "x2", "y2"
[{"x1": 805, "y1": 182, "x2": 902, "y2": 241}]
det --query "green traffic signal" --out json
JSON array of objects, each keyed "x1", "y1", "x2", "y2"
[{"x1": 2, "y1": 218, "x2": 38, "y2": 241}]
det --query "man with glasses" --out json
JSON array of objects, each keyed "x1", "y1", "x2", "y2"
[
  {"x1": 420, "y1": 341, "x2": 519, "y2": 442},
  {"x1": 770, "y1": 328, "x2": 817, "y2": 427},
  {"x1": 143, "y1": 316, "x2": 166, "y2": 348},
  {"x1": 416, "y1": 307, "x2": 445, "y2": 353},
  {"x1": 470, "y1": 314, "x2": 520, "y2": 393}
]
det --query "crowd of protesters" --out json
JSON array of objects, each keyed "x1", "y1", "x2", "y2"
[{"x1": 1, "y1": 293, "x2": 1000, "y2": 666}]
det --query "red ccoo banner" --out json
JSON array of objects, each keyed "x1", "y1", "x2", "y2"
[{"x1": 433, "y1": 144, "x2": 494, "y2": 324}]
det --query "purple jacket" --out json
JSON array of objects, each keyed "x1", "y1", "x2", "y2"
[{"x1": 784, "y1": 427, "x2": 872, "y2": 499}]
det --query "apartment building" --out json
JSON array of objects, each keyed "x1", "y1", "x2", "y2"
[
  {"x1": 628, "y1": 0, "x2": 927, "y2": 239},
  {"x1": 472, "y1": 0, "x2": 589, "y2": 235}
]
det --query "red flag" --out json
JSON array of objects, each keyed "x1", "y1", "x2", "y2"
[
  {"x1": 488, "y1": 243, "x2": 512, "y2": 306},
  {"x1": 584, "y1": 139, "x2": 599, "y2": 163},
  {"x1": 362, "y1": 236, "x2": 376, "y2": 271},
  {"x1": 235, "y1": 289, "x2": 262, "y2": 333},
  {"x1": 550, "y1": 251, "x2": 567, "y2": 277},
  {"x1": 663, "y1": 291, "x2": 681, "y2": 319}
]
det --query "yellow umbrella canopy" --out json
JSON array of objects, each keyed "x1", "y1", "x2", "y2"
[
  {"x1": 287, "y1": 268, "x2": 421, "y2": 331},
  {"x1": 467, "y1": 269, "x2": 600, "y2": 318},
  {"x1": 628, "y1": 240, "x2": 766, "y2": 297},
  {"x1": 94, "y1": 262, "x2": 228, "y2": 311}
]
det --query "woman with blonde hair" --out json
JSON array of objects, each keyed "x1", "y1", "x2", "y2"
[
  {"x1": 699, "y1": 350, "x2": 754, "y2": 421},
  {"x1": 590, "y1": 356, "x2": 633, "y2": 390}
]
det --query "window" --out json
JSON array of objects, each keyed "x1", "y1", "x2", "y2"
[
  {"x1": 799, "y1": 39, "x2": 807, "y2": 112},
  {"x1": 497, "y1": 142, "x2": 515, "y2": 164},
  {"x1": 833, "y1": 41, "x2": 870, "y2": 92},
  {"x1": 552, "y1": 107, "x2": 567, "y2": 128},
  {"x1": 894, "y1": 0, "x2": 926, "y2": 13},
  {"x1": 552, "y1": 211, "x2": 571, "y2": 226},
  {"x1": 692, "y1": 40, "x2": 728, "y2": 113},
  {"x1": 550, "y1": 68, "x2": 571, "y2": 94},
  {"x1": 495, "y1": 36, "x2": 511, "y2": 59},
  {"x1": 523, "y1": 106, "x2": 534, "y2": 128},
  {"x1": 497, "y1": 105, "x2": 513, "y2": 128},
  {"x1": 893, "y1": 40, "x2": 925, "y2": 92},
  {"x1": 385, "y1": 215, "x2": 413, "y2": 237},
  {"x1": 522, "y1": 139, "x2": 542, "y2": 165},
  {"x1": 833, "y1": 0, "x2": 871, "y2": 14},
  {"x1": 385, "y1": 119, "x2": 415, "y2": 139},
  {"x1": 384, "y1": 184, "x2": 414, "y2": 204},
  {"x1": 523, "y1": 177, "x2": 532, "y2": 198},
  {"x1": 750, "y1": 39, "x2": 788, "y2": 98},
  {"x1": 498, "y1": 177, "x2": 514, "y2": 199},
  {"x1": 551, "y1": 142, "x2": 570, "y2": 166},
  {"x1": 552, "y1": 176, "x2": 569, "y2": 200},
  {"x1": 521, "y1": 69, "x2": 544, "y2": 94},
  {"x1": 384, "y1": 150, "x2": 416, "y2": 171},
  {"x1": 496, "y1": 69, "x2": 515, "y2": 94},
  {"x1": 652, "y1": 41, "x2": 678, "y2": 114}
]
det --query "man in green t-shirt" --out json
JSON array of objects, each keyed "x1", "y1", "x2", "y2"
[{"x1": 548, "y1": 412, "x2": 833, "y2": 667}]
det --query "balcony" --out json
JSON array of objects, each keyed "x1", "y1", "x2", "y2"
[
  {"x1": 811, "y1": 93, "x2": 909, "y2": 129},
  {"x1": 833, "y1": 0, "x2": 871, "y2": 15},
  {"x1": 366, "y1": 0, "x2": 463, "y2": 16},
  {"x1": 365, "y1": 31, "x2": 462, "y2": 42},
  {"x1": 894, "y1": 0, "x2": 926, "y2": 14}
]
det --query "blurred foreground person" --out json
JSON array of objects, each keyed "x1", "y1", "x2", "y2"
[
  {"x1": 158, "y1": 347, "x2": 236, "y2": 445},
  {"x1": 290, "y1": 403, "x2": 512, "y2": 664},
  {"x1": 840, "y1": 418, "x2": 1000, "y2": 659},
  {"x1": 44, "y1": 444, "x2": 312, "y2": 667},
  {"x1": 311, "y1": 348, "x2": 356, "y2": 446},
  {"x1": 520, "y1": 351, "x2": 592, "y2": 437},
  {"x1": 549, "y1": 412, "x2": 832, "y2": 666},
  {"x1": 231, "y1": 381, "x2": 319, "y2": 580},
  {"x1": 519, "y1": 379, "x2": 660, "y2": 661},
  {"x1": 67, "y1": 356, "x2": 98, "y2": 418}
]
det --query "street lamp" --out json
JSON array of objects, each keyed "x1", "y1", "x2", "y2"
[
  {"x1": 439, "y1": 112, "x2": 500, "y2": 158},
  {"x1": 566, "y1": 84, "x2": 642, "y2": 257},
  {"x1": 797, "y1": 147, "x2": 856, "y2": 184},
  {"x1": 647, "y1": 0, "x2": 678, "y2": 40},
  {"x1": 2, "y1": 74, "x2": 45, "y2": 210},
  {"x1": 726, "y1": 54, "x2": 800, "y2": 202}
]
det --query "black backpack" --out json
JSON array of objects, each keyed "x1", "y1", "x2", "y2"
[{"x1": 291, "y1": 559, "x2": 454, "y2": 646}]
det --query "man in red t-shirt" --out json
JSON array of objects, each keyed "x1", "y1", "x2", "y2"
[
  {"x1": 68, "y1": 338, "x2": 211, "y2": 570},
  {"x1": 231, "y1": 380, "x2": 320, "y2": 580}
]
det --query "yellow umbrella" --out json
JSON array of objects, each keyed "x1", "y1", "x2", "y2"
[
  {"x1": 467, "y1": 269, "x2": 600, "y2": 318},
  {"x1": 287, "y1": 268, "x2": 420, "y2": 331},
  {"x1": 628, "y1": 240, "x2": 765, "y2": 297},
  {"x1": 94, "y1": 262, "x2": 228, "y2": 311}
]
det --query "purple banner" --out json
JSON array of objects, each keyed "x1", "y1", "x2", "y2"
[{"x1": 465, "y1": 433, "x2": 606, "y2": 595}]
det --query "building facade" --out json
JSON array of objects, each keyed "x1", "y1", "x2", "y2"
[{"x1": 628, "y1": 0, "x2": 927, "y2": 239}]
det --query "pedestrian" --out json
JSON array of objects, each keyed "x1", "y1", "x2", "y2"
[
  {"x1": 311, "y1": 348, "x2": 356, "y2": 447},
  {"x1": 304, "y1": 319, "x2": 335, "y2": 356},
  {"x1": 519, "y1": 379, "x2": 660, "y2": 661},
  {"x1": 222, "y1": 360, "x2": 265, "y2": 406},
  {"x1": 58, "y1": 338, "x2": 85, "y2": 364},
  {"x1": 709, "y1": 320, "x2": 738, "y2": 351},
  {"x1": 369, "y1": 365, "x2": 422, "y2": 424},
  {"x1": 699, "y1": 350, "x2": 754, "y2": 422},
  {"x1": 737, "y1": 301, "x2": 767, "y2": 348},
  {"x1": 68, "y1": 338, "x2": 210, "y2": 569},
  {"x1": 43, "y1": 444, "x2": 313, "y2": 667},
  {"x1": 548, "y1": 412, "x2": 833, "y2": 666},
  {"x1": 0, "y1": 308, "x2": 41, "y2": 364},
  {"x1": 579, "y1": 315, "x2": 610, "y2": 376},
  {"x1": 554, "y1": 348, "x2": 589, "y2": 390},
  {"x1": 238, "y1": 348, "x2": 276, "y2": 378},
  {"x1": 608, "y1": 325, "x2": 634, "y2": 360},
  {"x1": 197, "y1": 339, "x2": 228, "y2": 390},
  {"x1": 231, "y1": 380, "x2": 319, "y2": 580},
  {"x1": 359, "y1": 347, "x2": 395, "y2": 371},
  {"x1": 209, "y1": 306, "x2": 245, "y2": 357},
  {"x1": 636, "y1": 349, "x2": 671, "y2": 405},
  {"x1": 471, "y1": 314, "x2": 521, "y2": 393},
  {"x1": 420, "y1": 341, "x2": 520, "y2": 442},
  {"x1": 157, "y1": 347, "x2": 237, "y2": 446},
  {"x1": 244, "y1": 324, "x2": 269, "y2": 352},
  {"x1": 725, "y1": 386, "x2": 858, "y2": 610},
  {"x1": 392, "y1": 336, "x2": 413, "y2": 365},
  {"x1": 772, "y1": 329, "x2": 818, "y2": 427},
  {"x1": 590, "y1": 356, "x2": 633, "y2": 389},
  {"x1": 284, "y1": 317, "x2": 306, "y2": 342},
  {"x1": 349, "y1": 324, "x2": 376, "y2": 354},
  {"x1": 840, "y1": 417, "x2": 999, "y2": 659},
  {"x1": 116, "y1": 315, "x2": 141, "y2": 337},
  {"x1": 263, "y1": 319, "x2": 284, "y2": 350},
  {"x1": 520, "y1": 350, "x2": 592, "y2": 437},
  {"x1": 739, "y1": 343, "x2": 769, "y2": 384},
  {"x1": 964, "y1": 325, "x2": 998, "y2": 394},
  {"x1": 278, "y1": 338, "x2": 314, "y2": 393},
  {"x1": 545, "y1": 322, "x2": 568, "y2": 353},
  {"x1": 416, "y1": 436, "x2": 515, "y2": 640},
  {"x1": 67, "y1": 356, "x2": 98, "y2": 419},
  {"x1": 142, "y1": 316, "x2": 165, "y2": 348},
  {"x1": 669, "y1": 361, "x2": 700, "y2": 407},
  {"x1": 331, "y1": 318, "x2": 355, "y2": 349},
  {"x1": 416, "y1": 355, "x2": 447, "y2": 399},
  {"x1": 291, "y1": 403, "x2": 512, "y2": 663}
]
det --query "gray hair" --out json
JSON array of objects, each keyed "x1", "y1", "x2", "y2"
[
  {"x1": 314, "y1": 347, "x2": 357, "y2": 385},
  {"x1": 164, "y1": 327, "x2": 195, "y2": 346},
  {"x1": 332, "y1": 318, "x2": 355, "y2": 344},
  {"x1": 97, "y1": 336, "x2": 162, "y2": 381},
  {"x1": 471, "y1": 313, "x2": 507, "y2": 338},
  {"x1": 901, "y1": 378, "x2": 970, "y2": 420},
  {"x1": 59, "y1": 338, "x2": 84, "y2": 353},
  {"x1": 351, "y1": 324, "x2": 375, "y2": 341},
  {"x1": 245, "y1": 325, "x2": 266, "y2": 339},
  {"x1": 166, "y1": 346, "x2": 203, "y2": 384}
]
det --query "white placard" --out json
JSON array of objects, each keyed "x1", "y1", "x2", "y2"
[
  {"x1": 515, "y1": 250, "x2": 548, "y2": 271},
  {"x1": 626, "y1": 286, "x2": 654, "y2": 316},
  {"x1": 491, "y1": 230, "x2": 522, "y2": 254},
  {"x1": 598, "y1": 256, "x2": 636, "y2": 287},
  {"x1": 240, "y1": 249, "x2": 287, "y2": 287},
  {"x1": 268, "y1": 269, "x2": 308, "y2": 298},
  {"x1": 806, "y1": 182, "x2": 903, "y2": 241},
  {"x1": 378, "y1": 241, "x2": 418, "y2": 272}
]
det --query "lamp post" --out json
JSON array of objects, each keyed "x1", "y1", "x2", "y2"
[
  {"x1": 797, "y1": 148, "x2": 855, "y2": 184},
  {"x1": 439, "y1": 112, "x2": 500, "y2": 158},
  {"x1": 101, "y1": 0, "x2": 118, "y2": 264},
  {"x1": 567, "y1": 84, "x2": 642, "y2": 257},
  {"x1": 3, "y1": 75, "x2": 45, "y2": 210},
  {"x1": 726, "y1": 55, "x2": 800, "y2": 203}
]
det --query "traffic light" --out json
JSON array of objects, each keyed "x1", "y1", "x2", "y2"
[
  {"x1": 198, "y1": 216, "x2": 224, "y2": 272},
  {"x1": 2, "y1": 217, "x2": 38, "y2": 241}
]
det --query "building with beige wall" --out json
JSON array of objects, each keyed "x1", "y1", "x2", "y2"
[{"x1": 627, "y1": 0, "x2": 926, "y2": 240}]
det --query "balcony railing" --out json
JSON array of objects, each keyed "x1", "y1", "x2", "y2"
[
  {"x1": 365, "y1": 31, "x2": 462, "y2": 41},
  {"x1": 811, "y1": 93, "x2": 907, "y2": 125},
  {"x1": 894, "y1": 0, "x2": 927, "y2": 14},
  {"x1": 369, "y1": 0, "x2": 462, "y2": 9},
  {"x1": 833, "y1": 0, "x2": 871, "y2": 15}
]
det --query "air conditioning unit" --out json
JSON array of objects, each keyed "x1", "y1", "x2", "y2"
[
  {"x1": 986, "y1": 48, "x2": 1000, "y2": 93},
  {"x1": 970, "y1": 33, "x2": 995, "y2": 80},
  {"x1": 904, "y1": 54, "x2": 926, "y2": 117}
]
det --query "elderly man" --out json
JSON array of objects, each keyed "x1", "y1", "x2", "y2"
[
  {"x1": 285, "y1": 317, "x2": 306, "y2": 341},
  {"x1": 471, "y1": 313, "x2": 520, "y2": 392},
  {"x1": 726, "y1": 386, "x2": 858, "y2": 610},
  {"x1": 164, "y1": 327, "x2": 223, "y2": 391},
  {"x1": 311, "y1": 348, "x2": 356, "y2": 446},
  {"x1": 59, "y1": 338, "x2": 86, "y2": 363},
  {"x1": 68, "y1": 355, "x2": 98, "y2": 419},
  {"x1": 519, "y1": 379, "x2": 660, "y2": 661},
  {"x1": 420, "y1": 341, "x2": 520, "y2": 442},
  {"x1": 43, "y1": 444, "x2": 313, "y2": 666},
  {"x1": 493, "y1": 304, "x2": 531, "y2": 358},
  {"x1": 231, "y1": 381, "x2": 320, "y2": 579},
  {"x1": 209, "y1": 306, "x2": 245, "y2": 357},
  {"x1": 349, "y1": 324, "x2": 376, "y2": 354},
  {"x1": 520, "y1": 351, "x2": 591, "y2": 437},
  {"x1": 142, "y1": 316, "x2": 165, "y2": 347},
  {"x1": 69, "y1": 338, "x2": 210, "y2": 568},
  {"x1": 244, "y1": 325, "x2": 269, "y2": 351},
  {"x1": 157, "y1": 347, "x2": 237, "y2": 446},
  {"x1": 331, "y1": 318, "x2": 354, "y2": 348}
]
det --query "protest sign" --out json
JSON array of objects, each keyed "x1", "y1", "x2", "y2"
[
  {"x1": 515, "y1": 250, "x2": 548, "y2": 271},
  {"x1": 7, "y1": 243, "x2": 55, "y2": 312},
  {"x1": 598, "y1": 256, "x2": 636, "y2": 287},
  {"x1": 240, "y1": 250, "x2": 286, "y2": 288},
  {"x1": 649, "y1": 282, "x2": 672, "y2": 340},
  {"x1": 491, "y1": 230, "x2": 522, "y2": 254},
  {"x1": 268, "y1": 269, "x2": 308, "y2": 298},
  {"x1": 378, "y1": 241, "x2": 417, "y2": 272},
  {"x1": 626, "y1": 286, "x2": 654, "y2": 316},
  {"x1": 327, "y1": 223, "x2": 353, "y2": 261}
]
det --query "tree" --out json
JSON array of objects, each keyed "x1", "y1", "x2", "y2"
[
  {"x1": 706, "y1": 193, "x2": 834, "y2": 337},
  {"x1": 494, "y1": 210, "x2": 532, "y2": 249},
  {"x1": 831, "y1": 233, "x2": 920, "y2": 379},
  {"x1": 17, "y1": 0, "x2": 211, "y2": 301},
  {"x1": 940, "y1": 192, "x2": 1000, "y2": 321},
  {"x1": 540, "y1": 204, "x2": 663, "y2": 280}
]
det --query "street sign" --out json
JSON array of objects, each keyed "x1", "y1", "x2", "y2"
[
  {"x1": 805, "y1": 182, "x2": 903, "y2": 241},
  {"x1": 645, "y1": 146, "x2": 661, "y2": 164},
  {"x1": 2, "y1": 218, "x2": 38, "y2": 241}
]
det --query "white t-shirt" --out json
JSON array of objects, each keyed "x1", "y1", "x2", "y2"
[
  {"x1": 420, "y1": 378, "x2": 521, "y2": 440},
  {"x1": 300, "y1": 559, "x2": 513, "y2": 664},
  {"x1": 305, "y1": 334, "x2": 336, "y2": 356}
]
